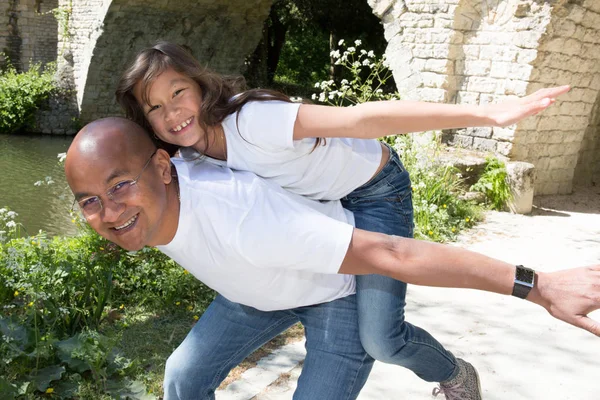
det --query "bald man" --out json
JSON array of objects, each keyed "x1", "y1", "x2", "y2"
[{"x1": 66, "y1": 117, "x2": 600, "y2": 400}]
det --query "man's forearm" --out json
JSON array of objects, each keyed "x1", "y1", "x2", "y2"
[{"x1": 340, "y1": 229, "x2": 516, "y2": 294}]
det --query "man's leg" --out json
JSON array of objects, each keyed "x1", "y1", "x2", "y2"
[
  {"x1": 292, "y1": 295, "x2": 374, "y2": 400},
  {"x1": 164, "y1": 295, "x2": 298, "y2": 400}
]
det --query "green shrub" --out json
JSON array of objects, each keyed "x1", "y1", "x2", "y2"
[
  {"x1": 0, "y1": 213, "x2": 215, "y2": 398},
  {"x1": 0, "y1": 61, "x2": 57, "y2": 134},
  {"x1": 470, "y1": 157, "x2": 512, "y2": 210},
  {"x1": 394, "y1": 136, "x2": 482, "y2": 242}
]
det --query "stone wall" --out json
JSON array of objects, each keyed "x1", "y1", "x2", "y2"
[
  {"x1": 0, "y1": 0, "x2": 58, "y2": 71},
  {"x1": 370, "y1": 0, "x2": 600, "y2": 194},
  {"x1": 57, "y1": 0, "x2": 274, "y2": 123}
]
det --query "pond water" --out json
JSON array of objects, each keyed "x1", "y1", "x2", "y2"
[{"x1": 0, "y1": 134, "x2": 77, "y2": 237}]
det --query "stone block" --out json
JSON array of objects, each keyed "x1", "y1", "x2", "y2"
[
  {"x1": 473, "y1": 137, "x2": 497, "y2": 152},
  {"x1": 492, "y1": 127, "x2": 515, "y2": 141},
  {"x1": 464, "y1": 60, "x2": 491, "y2": 76},
  {"x1": 496, "y1": 141, "x2": 512, "y2": 156},
  {"x1": 506, "y1": 161, "x2": 535, "y2": 214},
  {"x1": 468, "y1": 76, "x2": 499, "y2": 93}
]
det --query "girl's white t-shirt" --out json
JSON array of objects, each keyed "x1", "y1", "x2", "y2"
[
  {"x1": 157, "y1": 158, "x2": 356, "y2": 312},
  {"x1": 181, "y1": 100, "x2": 382, "y2": 200}
]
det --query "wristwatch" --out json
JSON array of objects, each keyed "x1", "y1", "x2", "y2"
[{"x1": 512, "y1": 265, "x2": 535, "y2": 299}]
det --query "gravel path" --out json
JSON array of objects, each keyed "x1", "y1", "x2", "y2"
[{"x1": 217, "y1": 185, "x2": 600, "y2": 400}]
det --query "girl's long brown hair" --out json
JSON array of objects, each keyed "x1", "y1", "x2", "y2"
[{"x1": 116, "y1": 41, "x2": 311, "y2": 156}]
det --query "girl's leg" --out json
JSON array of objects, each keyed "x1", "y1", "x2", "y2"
[{"x1": 342, "y1": 147, "x2": 456, "y2": 382}]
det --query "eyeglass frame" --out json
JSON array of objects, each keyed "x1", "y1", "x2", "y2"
[{"x1": 74, "y1": 149, "x2": 158, "y2": 218}]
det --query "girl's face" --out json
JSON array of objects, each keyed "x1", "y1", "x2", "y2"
[{"x1": 133, "y1": 68, "x2": 206, "y2": 149}]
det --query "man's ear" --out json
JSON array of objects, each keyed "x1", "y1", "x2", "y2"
[{"x1": 155, "y1": 149, "x2": 173, "y2": 184}]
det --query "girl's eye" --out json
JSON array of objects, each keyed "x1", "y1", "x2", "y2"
[
  {"x1": 173, "y1": 88, "x2": 185, "y2": 97},
  {"x1": 147, "y1": 105, "x2": 160, "y2": 114}
]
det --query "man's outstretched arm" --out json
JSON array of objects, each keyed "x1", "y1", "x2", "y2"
[{"x1": 339, "y1": 229, "x2": 600, "y2": 336}]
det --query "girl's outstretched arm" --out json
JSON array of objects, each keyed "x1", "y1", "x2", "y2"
[{"x1": 293, "y1": 85, "x2": 570, "y2": 140}]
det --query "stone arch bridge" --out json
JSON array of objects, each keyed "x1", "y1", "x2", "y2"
[{"x1": 2, "y1": 0, "x2": 599, "y2": 194}]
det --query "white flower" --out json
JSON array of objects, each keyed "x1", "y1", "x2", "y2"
[
  {"x1": 318, "y1": 93, "x2": 326, "y2": 102},
  {"x1": 329, "y1": 50, "x2": 341, "y2": 59},
  {"x1": 6, "y1": 211, "x2": 16, "y2": 218},
  {"x1": 376, "y1": 89, "x2": 383, "y2": 94},
  {"x1": 360, "y1": 49, "x2": 367, "y2": 55},
  {"x1": 57, "y1": 152, "x2": 67, "y2": 163},
  {"x1": 6, "y1": 221, "x2": 16, "y2": 228},
  {"x1": 34, "y1": 181, "x2": 43, "y2": 186},
  {"x1": 354, "y1": 39, "x2": 362, "y2": 46},
  {"x1": 0, "y1": 209, "x2": 7, "y2": 215},
  {"x1": 352, "y1": 61, "x2": 360, "y2": 68},
  {"x1": 362, "y1": 59, "x2": 371, "y2": 66},
  {"x1": 314, "y1": 82, "x2": 320, "y2": 88},
  {"x1": 311, "y1": 94, "x2": 317, "y2": 100},
  {"x1": 341, "y1": 79, "x2": 348, "y2": 85},
  {"x1": 368, "y1": 50, "x2": 375, "y2": 58},
  {"x1": 347, "y1": 46, "x2": 356, "y2": 53},
  {"x1": 338, "y1": 39, "x2": 345, "y2": 46}
]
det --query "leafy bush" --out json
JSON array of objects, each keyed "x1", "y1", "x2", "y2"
[
  {"x1": 0, "y1": 61, "x2": 57, "y2": 134},
  {"x1": 312, "y1": 39, "x2": 399, "y2": 106},
  {"x1": 0, "y1": 214, "x2": 215, "y2": 398},
  {"x1": 470, "y1": 157, "x2": 512, "y2": 210},
  {"x1": 395, "y1": 136, "x2": 482, "y2": 242}
]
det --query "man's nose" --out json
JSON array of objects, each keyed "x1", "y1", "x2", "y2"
[{"x1": 100, "y1": 197, "x2": 126, "y2": 223}]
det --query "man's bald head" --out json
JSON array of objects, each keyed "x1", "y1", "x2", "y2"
[
  {"x1": 65, "y1": 117, "x2": 179, "y2": 251},
  {"x1": 67, "y1": 117, "x2": 155, "y2": 170}
]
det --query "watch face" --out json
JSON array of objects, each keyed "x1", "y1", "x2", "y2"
[{"x1": 516, "y1": 266, "x2": 534, "y2": 284}]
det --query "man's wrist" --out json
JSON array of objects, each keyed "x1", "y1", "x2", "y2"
[{"x1": 512, "y1": 265, "x2": 536, "y2": 299}]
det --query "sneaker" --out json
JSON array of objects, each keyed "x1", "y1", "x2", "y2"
[{"x1": 432, "y1": 358, "x2": 482, "y2": 400}]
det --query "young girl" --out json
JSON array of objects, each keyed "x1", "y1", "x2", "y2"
[{"x1": 116, "y1": 41, "x2": 568, "y2": 399}]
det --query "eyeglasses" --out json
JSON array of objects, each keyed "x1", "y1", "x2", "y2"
[{"x1": 75, "y1": 150, "x2": 158, "y2": 218}]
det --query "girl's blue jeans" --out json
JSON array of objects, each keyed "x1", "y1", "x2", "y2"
[{"x1": 341, "y1": 144, "x2": 457, "y2": 382}]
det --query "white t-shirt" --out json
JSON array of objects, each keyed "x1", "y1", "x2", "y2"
[
  {"x1": 181, "y1": 100, "x2": 382, "y2": 200},
  {"x1": 157, "y1": 158, "x2": 357, "y2": 311}
]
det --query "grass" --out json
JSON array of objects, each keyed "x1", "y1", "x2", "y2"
[{"x1": 98, "y1": 307, "x2": 305, "y2": 397}]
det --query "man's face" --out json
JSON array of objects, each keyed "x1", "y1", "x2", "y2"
[{"x1": 67, "y1": 146, "x2": 172, "y2": 251}]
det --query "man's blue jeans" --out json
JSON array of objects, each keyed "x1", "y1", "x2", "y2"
[
  {"x1": 163, "y1": 294, "x2": 374, "y2": 400},
  {"x1": 341, "y1": 145, "x2": 458, "y2": 382}
]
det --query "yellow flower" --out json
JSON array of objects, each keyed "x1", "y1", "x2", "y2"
[
  {"x1": 443, "y1": 204, "x2": 447, "y2": 208},
  {"x1": 465, "y1": 217, "x2": 470, "y2": 222},
  {"x1": 28, "y1": 301, "x2": 34, "y2": 307},
  {"x1": 193, "y1": 315, "x2": 199, "y2": 321},
  {"x1": 45, "y1": 388, "x2": 54, "y2": 394},
  {"x1": 119, "y1": 304, "x2": 124, "y2": 310},
  {"x1": 452, "y1": 227, "x2": 456, "y2": 232},
  {"x1": 14, "y1": 290, "x2": 19, "y2": 296},
  {"x1": 428, "y1": 231, "x2": 433, "y2": 236},
  {"x1": 71, "y1": 219, "x2": 76, "y2": 223},
  {"x1": 187, "y1": 305, "x2": 193, "y2": 311},
  {"x1": 100, "y1": 247, "x2": 105, "y2": 251},
  {"x1": 175, "y1": 301, "x2": 181, "y2": 306},
  {"x1": 183, "y1": 270, "x2": 189, "y2": 275}
]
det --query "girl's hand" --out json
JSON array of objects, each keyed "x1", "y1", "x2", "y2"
[{"x1": 485, "y1": 85, "x2": 571, "y2": 127}]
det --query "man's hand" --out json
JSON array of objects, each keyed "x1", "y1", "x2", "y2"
[
  {"x1": 484, "y1": 85, "x2": 571, "y2": 127},
  {"x1": 529, "y1": 266, "x2": 600, "y2": 336}
]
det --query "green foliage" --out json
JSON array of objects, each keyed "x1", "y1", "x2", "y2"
[
  {"x1": 312, "y1": 40, "x2": 400, "y2": 106},
  {"x1": 0, "y1": 62, "x2": 57, "y2": 134},
  {"x1": 395, "y1": 136, "x2": 482, "y2": 242},
  {"x1": 0, "y1": 213, "x2": 215, "y2": 398},
  {"x1": 470, "y1": 157, "x2": 513, "y2": 210}
]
